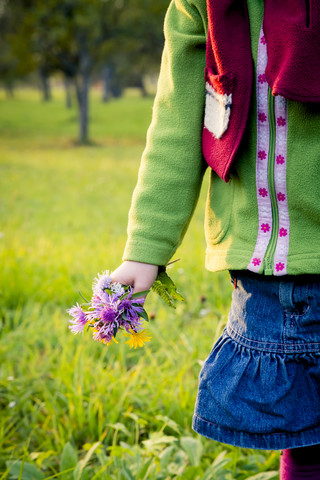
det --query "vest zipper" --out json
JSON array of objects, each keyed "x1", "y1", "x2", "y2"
[{"x1": 262, "y1": 89, "x2": 279, "y2": 275}]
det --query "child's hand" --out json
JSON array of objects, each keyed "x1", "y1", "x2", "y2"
[{"x1": 111, "y1": 261, "x2": 159, "y2": 296}]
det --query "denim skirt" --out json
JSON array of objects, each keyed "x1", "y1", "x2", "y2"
[{"x1": 192, "y1": 271, "x2": 320, "y2": 450}]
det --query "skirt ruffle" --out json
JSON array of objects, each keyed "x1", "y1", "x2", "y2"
[{"x1": 193, "y1": 328, "x2": 320, "y2": 450}]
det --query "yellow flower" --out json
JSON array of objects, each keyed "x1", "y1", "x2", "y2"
[
  {"x1": 125, "y1": 329, "x2": 152, "y2": 349},
  {"x1": 102, "y1": 336, "x2": 118, "y2": 346}
]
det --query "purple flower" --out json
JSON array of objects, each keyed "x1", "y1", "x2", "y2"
[
  {"x1": 92, "y1": 271, "x2": 112, "y2": 297},
  {"x1": 110, "y1": 282, "x2": 125, "y2": 296},
  {"x1": 100, "y1": 306, "x2": 117, "y2": 324},
  {"x1": 119, "y1": 292, "x2": 145, "y2": 330},
  {"x1": 89, "y1": 293, "x2": 119, "y2": 321},
  {"x1": 119, "y1": 297, "x2": 144, "y2": 321},
  {"x1": 93, "y1": 322, "x2": 115, "y2": 344},
  {"x1": 67, "y1": 304, "x2": 88, "y2": 334}
]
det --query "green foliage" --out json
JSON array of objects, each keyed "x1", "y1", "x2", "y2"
[
  {"x1": 0, "y1": 91, "x2": 280, "y2": 479},
  {"x1": 60, "y1": 442, "x2": 78, "y2": 479},
  {"x1": 5, "y1": 461, "x2": 45, "y2": 480},
  {"x1": 151, "y1": 269, "x2": 185, "y2": 309}
]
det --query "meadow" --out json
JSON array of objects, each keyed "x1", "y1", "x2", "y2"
[{"x1": 0, "y1": 87, "x2": 279, "y2": 479}]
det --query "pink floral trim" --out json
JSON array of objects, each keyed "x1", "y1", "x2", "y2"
[
  {"x1": 259, "y1": 188, "x2": 268, "y2": 197},
  {"x1": 279, "y1": 228, "x2": 287, "y2": 237},
  {"x1": 277, "y1": 192, "x2": 286, "y2": 201},
  {"x1": 276, "y1": 262, "x2": 285, "y2": 272},
  {"x1": 258, "y1": 73, "x2": 267, "y2": 84},
  {"x1": 258, "y1": 112, "x2": 267, "y2": 122},
  {"x1": 248, "y1": 24, "x2": 273, "y2": 274},
  {"x1": 273, "y1": 93, "x2": 289, "y2": 275},
  {"x1": 277, "y1": 116, "x2": 286, "y2": 127},
  {"x1": 261, "y1": 223, "x2": 270, "y2": 233},
  {"x1": 258, "y1": 150, "x2": 267, "y2": 160}
]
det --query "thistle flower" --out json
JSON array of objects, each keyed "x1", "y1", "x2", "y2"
[
  {"x1": 89, "y1": 292, "x2": 119, "y2": 321},
  {"x1": 92, "y1": 270, "x2": 112, "y2": 297},
  {"x1": 92, "y1": 322, "x2": 116, "y2": 344},
  {"x1": 67, "y1": 304, "x2": 88, "y2": 334},
  {"x1": 68, "y1": 264, "x2": 183, "y2": 348},
  {"x1": 125, "y1": 329, "x2": 152, "y2": 349},
  {"x1": 92, "y1": 328, "x2": 118, "y2": 346},
  {"x1": 110, "y1": 282, "x2": 125, "y2": 296}
]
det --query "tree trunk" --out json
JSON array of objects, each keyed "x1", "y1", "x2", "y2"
[
  {"x1": 64, "y1": 76, "x2": 73, "y2": 109},
  {"x1": 39, "y1": 67, "x2": 51, "y2": 102},
  {"x1": 75, "y1": 50, "x2": 91, "y2": 144},
  {"x1": 136, "y1": 75, "x2": 147, "y2": 97}
]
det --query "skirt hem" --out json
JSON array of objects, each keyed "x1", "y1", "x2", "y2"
[{"x1": 192, "y1": 414, "x2": 320, "y2": 450}]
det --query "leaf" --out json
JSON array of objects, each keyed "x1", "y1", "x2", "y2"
[
  {"x1": 244, "y1": 472, "x2": 278, "y2": 480},
  {"x1": 151, "y1": 270, "x2": 185, "y2": 309},
  {"x1": 155, "y1": 415, "x2": 181, "y2": 434},
  {"x1": 178, "y1": 466, "x2": 203, "y2": 480},
  {"x1": 159, "y1": 446, "x2": 176, "y2": 470},
  {"x1": 107, "y1": 445, "x2": 134, "y2": 458},
  {"x1": 119, "y1": 465, "x2": 134, "y2": 480},
  {"x1": 29, "y1": 450, "x2": 55, "y2": 468},
  {"x1": 78, "y1": 291, "x2": 90, "y2": 303},
  {"x1": 6, "y1": 461, "x2": 45, "y2": 480},
  {"x1": 73, "y1": 441, "x2": 101, "y2": 480},
  {"x1": 130, "y1": 290, "x2": 150, "y2": 299},
  {"x1": 180, "y1": 437, "x2": 203, "y2": 467},
  {"x1": 142, "y1": 432, "x2": 177, "y2": 454},
  {"x1": 106, "y1": 422, "x2": 131, "y2": 436},
  {"x1": 137, "y1": 457, "x2": 153, "y2": 479},
  {"x1": 202, "y1": 451, "x2": 232, "y2": 480},
  {"x1": 60, "y1": 442, "x2": 78, "y2": 480},
  {"x1": 138, "y1": 308, "x2": 149, "y2": 322}
]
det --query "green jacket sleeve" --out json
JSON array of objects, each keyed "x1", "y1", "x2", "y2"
[{"x1": 123, "y1": 0, "x2": 208, "y2": 266}]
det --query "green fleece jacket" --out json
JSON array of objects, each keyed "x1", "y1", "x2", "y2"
[{"x1": 123, "y1": 0, "x2": 320, "y2": 276}]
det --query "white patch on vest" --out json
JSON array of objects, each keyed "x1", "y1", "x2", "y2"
[{"x1": 204, "y1": 82, "x2": 232, "y2": 139}]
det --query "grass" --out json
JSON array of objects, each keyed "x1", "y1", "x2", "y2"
[{"x1": 0, "y1": 87, "x2": 279, "y2": 479}]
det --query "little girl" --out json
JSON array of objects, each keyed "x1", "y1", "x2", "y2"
[{"x1": 112, "y1": 0, "x2": 320, "y2": 477}]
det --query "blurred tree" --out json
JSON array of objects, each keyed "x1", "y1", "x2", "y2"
[
  {"x1": 0, "y1": 0, "x2": 34, "y2": 95},
  {"x1": 119, "y1": 0, "x2": 169, "y2": 95},
  {"x1": 1, "y1": 0, "x2": 169, "y2": 141},
  {"x1": 3, "y1": 0, "x2": 125, "y2": 143}
]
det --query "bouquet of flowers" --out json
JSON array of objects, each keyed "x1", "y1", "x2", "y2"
[{"x1": 67, "y1": 263, "x2": 184, "y2": 348}]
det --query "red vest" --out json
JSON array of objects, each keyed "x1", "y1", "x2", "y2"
[{"x1": 203, "y1": 0, "x2": 320, "y2": 182}]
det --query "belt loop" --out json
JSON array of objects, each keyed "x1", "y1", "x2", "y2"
[{"x1": 279, "y1": 280, "x2": 295, "y2": 310}]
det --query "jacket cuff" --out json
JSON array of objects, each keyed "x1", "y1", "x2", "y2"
[{"x1": 122, "y1": 239, "x2": 177, "y2": 267}]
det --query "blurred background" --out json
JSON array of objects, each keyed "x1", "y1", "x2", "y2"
[
  {"x1": 0, "y1": 0, "x2": 169, "y2": 143},
  {"x1": 0, "y1": 1, "x2": 279, "y2": 478}
]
